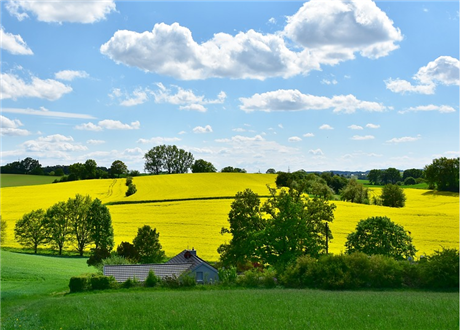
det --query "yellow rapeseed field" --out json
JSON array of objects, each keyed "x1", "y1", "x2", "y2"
[{"x1": 1, "y1": 174, "x2": 458, "y2": 261}]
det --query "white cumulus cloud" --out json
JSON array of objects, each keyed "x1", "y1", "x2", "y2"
[
  {"x1": 319, "y1": 124, "x2": 334, "y2": 130},
  {"x1": 366, "y1": 123, "x2": 380, "y2": 129},
  {"x1": 288, "y1": 136, "x2": 302, "y2": 142},
  {"x1": 351, "y1": 135, "x2": 375, "y2": 140},
  {"x1": 399, "y1": 104, "x2": 456, "y2": 114},
  {"x1": 55, "y1": 70, "x2": 89, "y2": 81},
  {"x1": 22, "y1": 134, "x2": 87, "y2": 152},
  {"x1": 0, "y1": 27, "x2": 33, "y2": 55},
  {"x1": 75, "y1": 120, "x2": 140, "y2": 131},
  {"x1": 239, "y1": 89, "x2": 386, "y2": 114},
  {"x1": 0, "y1": 72, "x2": 72, "y2": 100},
  {"x1": 193, "y1": 125, "x2": 213, "y2": 134},
  {"x1": 0, "y1": 115, "x2": 31, "y2": 136},
  {"x1": 386, "y1": 135, "x2": 421, "y2": 143},
  {"x1": 348, "y1": 124, "x2": 363, "y2": 130},
  {"x1": 6, "y1": 0, "x2": 116, "y2": 23}
]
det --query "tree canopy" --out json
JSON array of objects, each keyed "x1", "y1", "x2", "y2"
[
  {"x1": 144, "y1": 145, "x2": 194, "y2": 174},
  {"x1": 424, "y1": 157, "x2": 459, "y2": 192},
  {"x1": 345, "y1": 216, "x2": 416, "y2": 260},
  {"x1": 14, "y1": 209, "x2": 48, "y2": 254},
  {"x1": 192, "y1": 159, "x2": 217, "y2": 173},
  {"x1": 133, "y1": 225, "x2": 166, "y2": 263},
  {"x1": 381, "y1": 184, "x2": 406, "y2": 208}
]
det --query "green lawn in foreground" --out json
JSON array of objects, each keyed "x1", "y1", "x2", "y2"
[
  {"x1": 1, "y1": 250, "x2": 458, "y2": 330},
  {"x1": 0, "y1": 174, "x2": 61, "y2": 188}
]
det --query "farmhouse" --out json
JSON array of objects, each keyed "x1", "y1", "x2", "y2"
[{"x1": 103, "y1": 249, "x2": 219, "y2": 284}]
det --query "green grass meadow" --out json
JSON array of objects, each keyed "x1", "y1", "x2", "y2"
[
  {"x1": 0, "y1": 174, "x2": 60, "y2": 188},
  {"x1": 1, "y1": 250, "x2": 459, "y2": 330}
]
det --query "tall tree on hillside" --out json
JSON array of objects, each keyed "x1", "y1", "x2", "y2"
[
  {"x1": 15, "y1": 209, "x2": 49, "y2": 254},
  {"x1": 110, "y1": 160, "x2": 128, "y2": 178},
  {"x1": 381, "y1": 168, "x2": 402, "y2": 184},
  {"x1": 345, "y1": 216, "x2": 416, "y2": 260},
  {"x1": 424, "y1": 157, "x2": 459, "y2": 192},
  {"x1": 218, "y1": 189, "x2": 264, "y2": 267},
  {"x1": 84, "y1": 159, "x2": 98, "y2": 179},
  {"x1": 133, "y1": 225, "x2": 166, "y2": 263},
  {"x1": 367, "y1": 169, "x2": 382, "y2": 185},
  {"x1": 340, "y1": 179, "x2": 369, "y2": 204},
  {"x1": 88, "y1": 198, "x2": 114, "y2": 251},
  {"x1": 144, "y1": 145, "x2": 166, "y2": 174},
  {"x1": 381, "y1": 184, "x2": 406, "y2": 208},
  {"x1": 45, "y1": 201, "x2": 72, "y2": 255},
  {"x1": 192, "y1": 159, "x2": 217, "y2": 173},
  {"x1": 67, "y1": 194, "x2": 93, "y2": 256}
]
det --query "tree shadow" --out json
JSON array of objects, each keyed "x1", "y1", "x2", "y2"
[{"x1": 421, "y1": 190, "x2": 459, "y2": 197}]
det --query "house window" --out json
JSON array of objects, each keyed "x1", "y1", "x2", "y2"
[{"x1": 196, "y1": 271, "x2": 203, "y2": 283}]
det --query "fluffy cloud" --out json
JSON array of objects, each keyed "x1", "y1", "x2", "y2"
[
  {"x1": 351, "y1": 135, "x2": 375, "y2": 140},
  {"x1": 348, "y1": 124, "x2": 363, "y2": 130},
  {"x1": 399, "y1": 105, "x2": 456, "y2": 114},
  {"x1": 288, "y1": 136, "x2": 302, "y2": 142},
  {"x1": 319, "y1": 124, "x2": 334, "y2": 130},
  {"x1": 153, "y1": 83, "x2": 226, "y2": 112},
  {"x1": 366, "y1": 123, "x2": 380, "y2": 129},
  {"x1": 386, "y1": 56, "x2": 460, "y2": 94},
  {"x1": 100, "y1": 1, "x2": 401, "y2": 80},
  {"x1": 0, "y1": 73, "x2": 72, "y2": 100},
  {"x1": 22, "y1": 134, "x2": 87, "y2": 152},
  {"x1": 87, "y1": 139, "x2": 105, "y2": 145},
  {"x1": 55, "y1": 70, "x2": 89, "y2": 81},
  {"x1": 0, "y1": 27, "x2": 33, "y2": 55},
  {"x1": 137, "y1": 137, "x2": 181, "y2": 144},
  {"x1": 75, "y1": 120, "x2": 140, "y2": 131},
  {"x1": 283, "y1": 0, "x2": 403, "y2": 61},
  {"x1": 309, "y1": 149, "x2": 324, "y2": 156},
  {"x1": 6, "y1": 0, "x2": 116, "y2": 23},
  {"x1": 386, "y1": 135, "x2": 421, "y2": 143},
  {"x1": 303, "y1": 133, "x2": 315, "y2": 137},
  {"x1": 0, "y1": 115, "x2": 31, "y2": 136},
  {"x1": 239, "y1": 89, "x2": 386, "y2": 113},
  {"x1": 193, "y1": 125, "x2": 213, "y2": 134}
]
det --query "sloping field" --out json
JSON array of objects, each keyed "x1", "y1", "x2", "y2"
[
  {"x1": 1, "y1": 174, "x2": 60, "y2": 188},
  {"x1": 1, "y1": 174, "x2": 458, "y2": 261}
]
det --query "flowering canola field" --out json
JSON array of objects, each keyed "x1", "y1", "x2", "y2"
[{"x1": 1, "y1": 174, "x2": 458, "y2": 261}]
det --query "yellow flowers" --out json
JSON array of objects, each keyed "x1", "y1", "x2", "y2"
[{"x1": 1, "y1": 175, "x2": 458, "y2": 261}]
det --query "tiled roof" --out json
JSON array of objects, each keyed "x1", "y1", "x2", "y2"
[
  {"x1": 104, "y1": 263, "x2": 193, "y2": 282},
  {"x1": 165, "y1": 249, "x2": 206, "y2": 268}
]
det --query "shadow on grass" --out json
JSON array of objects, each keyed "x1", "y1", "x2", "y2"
[{"x1": 421, "y1": 190, "x2": 459, "y2": 198}]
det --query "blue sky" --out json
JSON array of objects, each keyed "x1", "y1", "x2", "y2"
[{"x1": 1, "y1": 0, "x2": 459, "y2": 173}]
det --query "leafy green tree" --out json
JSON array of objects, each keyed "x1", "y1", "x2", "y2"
[
  {"x1": 218, "y1": 189, "x2": 264, "y2": 267},
  {"x1": 110, "y1": 160, "x2": 128, "y2": 178},
  {"x1": 404, "y1": 177, "x2": 416, "y2": 185},
  {"x1": 261, "y1": 187, "x2": 335, "y2": 271},
  {"x1": 381, "y1": 168, "x2": 402, "y2": 184},
  {"x1": 117, "y1": 241, "x2": 140, "y2": 263},
  {"x1": 14, "y1": 209, "x2": 49, "y2": 253},
  {"x1": 266, "y1": 168, "x2": 276, "y2": 174},
  {"x1": 69, "y1": 162, "x2": 85, "y2": 180},
  {"x1": 1, "y1": 216, "x2": 6, "y2": 244},
  {"x1": 191, "y1": 159, "x2": 217, "y2": 173},
  {"x1": 424, "y1": 157, "x2": 459, "y2": 192},
  {"x1": 133, "y1": 225, "x2": 166, "y2": 263},
  {"x1": 84, "y1": 159, "x2": 98, "y2": 179},
  {"x1": 221, "y1": 166, "x2": 246, "y2": 173},
  {"x1": 367, "y1": 169, "x2": 382, "y2": 185},
  {"x1": 340, "y1": 179, "x2": 369, "y2": 204},
  {"x1": 144, "y1": 145, "x2": 166, "y2": 174},
  {"x1": 67, "y1": 194, "x2": 93, "y2": 256},
  {"x1": 381, "y1": 184, "x2": 406, "y2": 208},
  {"x1": 403, "y1": 168, "x2": 423, "y2": 180},
  {"x1": 21, "y1": 157, "x2": 42, "y2": 174},
  {"x1": 88, "y1": 198, "x2": 114, "y2": 251},
  {"x1": 45, "y1": 201, "x2": 72, "y2": 255},
  {"x1": 345, "y1": 216, "x2": 416, "y2": 260}
]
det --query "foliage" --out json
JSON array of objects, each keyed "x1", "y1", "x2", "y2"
[
  {"x1": 266, "y1": 168, "x2": 276, "y2": 174},
  {"x1": 221, "y1": 166, "x2": 247, "y2": 173},
  {"x1": 126, "y1": 176, "x2": 133, "y2": 186},
  {"x1": 424, "y1": 157, "x2": 459, "y2": 192},
  {"x1": 88, "y1": 198, "x2": 114, "y2": 251},
  {"x1": 14, "y1": 209, "x2": 49, "y2": 254},
  {"x1": 192, "y1": 159, "x2": 217, "y2": 173},
  {"x1": 367, "y1": 168, "x2": 402, "y2": 185},
  {"x1": 69, "y1": 276, "x2": 90, "y2": 293},
  {"x1": 217, "y1": 266, "x2": 238, "y2": 285},
  {"x1": 345, "y1": 216, "x2": 416, "y2": 260},
  {"x1": 44, "y1": 201, "x2": 72, "y2": 255},
  {"x1": 126, "y1": 183, "x2": 137, "y2": 196},
  {"x1": 404, "y1": 177, "x2": 416, "y2": 185},
  {"x1": 66, "y1": 194, "x2": 96, "y2": 256},
  {"x1": 380, "y1": 184, "x2": 406, "y2": 207},
  {"x1": 90, "y1": 275, "x2": 116, "y2": 290},
  {"x1": 122, "y1": 276, "x2": 140, "y2": 288},
  {"x1": 110, "y1": 160, "x2": 128, "y2": 178},
  {"x1": 116, "y1": 242, "x2": 140, "y2": 263},
  {"x1": 144, "y1": 145, "x2": 194, "y2": 174},
  {"x1": 1, "y1": 157, "x2": 42, "y2": 175},
  {"x1": 236, "y1": 268, "x2": 261, "y2": 287},
  {"x1": 1, "y1": 215, "x2": 6, "y2": 244},
  {"x1": 179, "y1": 271, "x2": 197, "y2": 287},
  {"x1": 340, "y1": 179, "x2": 369, "y2": 204},
  {"x1": 420, "y1": 248, "x2": 459, "y2": 289},
  {"x1": 133, "y1": 225, "x2": 166, "y2": 263},
  {"x1": 403, "y1": 168, "x2": 424, "y2": 180},
  {"x1": 144, "y1": 269, "x2": 160, "y2": 287},
  {"x1": 218, "y1": 189, "x2": 264, "y2": 267},
  {"x1": 87, "y1": 247, "x2": 111, "y2": 267},
  {"x1": 160, "y1": 275, "x2": 181, "y2": 288}
]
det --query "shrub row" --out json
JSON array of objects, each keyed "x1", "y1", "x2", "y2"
[
  {"x1": 280, "y1": 249, "x2": 459, "y2": 290},
  {"x1": 69, "y1": 274, "x2": 117, "y2": 293}
]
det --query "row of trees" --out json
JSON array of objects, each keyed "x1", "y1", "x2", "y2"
[
  {"x1": 219, "y1": 187, "x2": 417, "y2": 272},
  {"x1": 14, "y1": 195, "x2": 114, "y2": 255}
]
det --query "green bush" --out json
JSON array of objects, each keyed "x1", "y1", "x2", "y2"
[
  {"x1": 144, "y1": 269, "x2": 160, "y2": 287},
  {"x1": 125, "y1": 176, "x2": 133, "y2": 186},
  {"x1": 280, "y1": 255, "x2": 318, "y2": 288},
  {"x1": 90, "y1": 275, "x2": 115, "y2": 290},
  {"x1": 260, "y1": 268, "x2": 277, "y2": 288},
  {"x1": 315, "y1": 255, "x2": 350, "y2": 290},
  {"x1": 404, "y1": 177, "x2": 416, "y2": 185},
  {"x1": 122, "y1": 276, "x2": 139, "y2": 289},
  {"x1": 237, "y1": 269, "x2": 260, "y2": 287},
  {"x1": 179, "y1": 271, "x2": 197, "y2": 287},
  {"x1": 126, "y1": 183, "x2": 137, "y2": 197},
  {"x1": 69, "y1": 276, "x2": 89, "y2": 293},
  {"x1": 161, "y1": 275, "x2": 181, "y2": 288},
  {"x1": 367, "y1": 254, "x2": 403, "y2": 288},
  {"x1": 420, "y1": 248, "x2": 459, "y2": 289},
  {"x1": 218, "y1": 266, "x2": 238, "y2": 285}
]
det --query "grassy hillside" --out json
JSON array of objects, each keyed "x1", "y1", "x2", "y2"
[
  {"x1": 1, "y1": 251, "x2": 458, "y2": 330},
  {"x1": 1, "y1": 173, "x2": 458, "y2": 261},
  {"x1": 0, "y1": 174, "x2": 60, "y2": 188}
]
